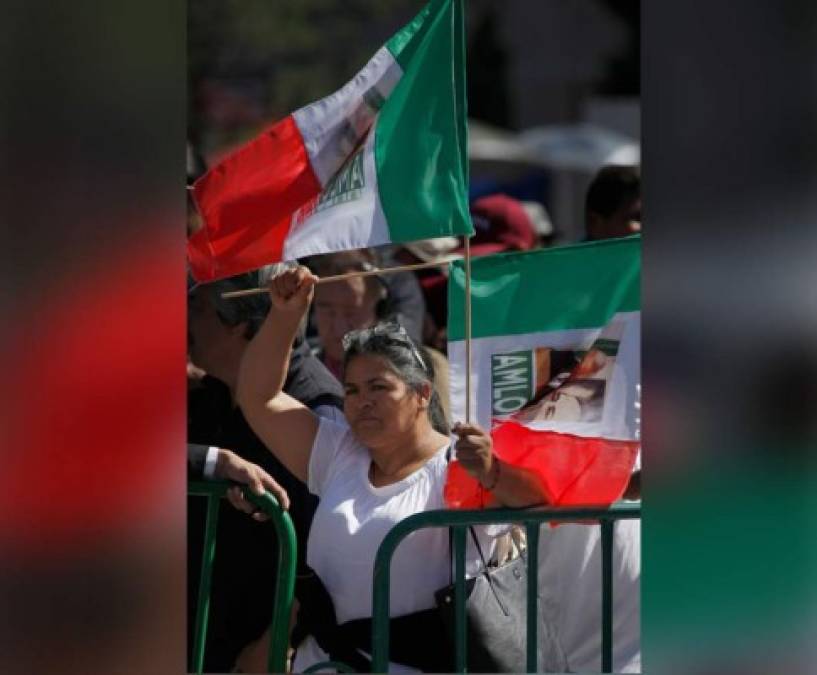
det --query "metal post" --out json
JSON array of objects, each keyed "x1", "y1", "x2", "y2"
[
  {"x1": 371, "y1": 536, "x2": 394, "y2": 672},
  {"x1": 601, "y1": 519, "x2": 615, "y2": 673},
  {"x1": 263, "y1": 491, "x2": 297, "y2": 674},
  {"x1": 369, "y1": 505, "x2": 640, "y2": 675},
  {"x1": 525, "y1": 522, "x2": 541, "y2": 673},
  {"x1": 193, "y1": 494, "x2": 220, "y2": 674},
  {"x1": 453, "y1": 526, "x2": 468, "y2": 672},
  {"x1": 189, "y1": 481, "x2": 296, "y2": 675}
]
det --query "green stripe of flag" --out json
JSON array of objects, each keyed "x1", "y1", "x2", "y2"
[
  {"x1": 385, "y1": 1, "x2": 433, "y2": 67},
  {"x1": 448, "y1": 236, "x2": 641, "y2": 341},
  {"x1": 377, "y1": 0, "x2": 472, "y2": 243},
  {"x1": 452, "y1": 0, "x2": 468, "y2": 190}
]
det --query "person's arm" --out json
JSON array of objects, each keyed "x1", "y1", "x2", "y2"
[
  {"x1": 236, "y1": 266, "x2": 321, "y2": 484},
  {"x1": 452, "y1": 422, "x2": 549, "y2": 508},
  {"x1": 187, "y1": 442, "x2": 211, "y2": 478}
]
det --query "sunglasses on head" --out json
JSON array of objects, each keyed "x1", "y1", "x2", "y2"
[{"x1": 342, "y1": 322, "x2": 427, "y2": 372}]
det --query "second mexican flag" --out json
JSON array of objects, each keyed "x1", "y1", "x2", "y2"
[{"x1": 446, "y1": 236, "x2": 641, "y2": 508}]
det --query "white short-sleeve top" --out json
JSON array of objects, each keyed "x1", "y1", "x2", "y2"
[{"x1": 306, "y1": 416, "x2": 496, "y2": 624}]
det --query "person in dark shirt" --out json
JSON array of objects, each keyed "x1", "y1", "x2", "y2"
[{"x1": 188, "y1": 266, "x2": 344, "y2": 672}]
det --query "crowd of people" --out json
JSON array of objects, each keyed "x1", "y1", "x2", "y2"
[{"x1": 187, "y1": 155, "x2": 642, "y2": 673}]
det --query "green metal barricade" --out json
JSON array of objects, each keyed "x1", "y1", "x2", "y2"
[
  {"x1": 371, "y1": 503, "x2": 641, "y2": 674},
  {"x1": 188, "y1": 480, "x2": 297, "y2": 675}
]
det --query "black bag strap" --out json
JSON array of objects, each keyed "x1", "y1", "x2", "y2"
[
  {"x1": 447, "y1": 525, "x2": 490, "y2": 584},
  {"x1": 444, "y1": 445, "x2": 509, "y2": 614}
]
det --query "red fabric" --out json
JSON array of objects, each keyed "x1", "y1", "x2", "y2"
[
  {"x1": 457, "y1": 194, "x2": 537, "y2": 255},
  {"x1": 0, "y1": 237, "x2": 182, "y2": 553},
  {"x1": 188, "y1": 115, "x2": 321, "y2": 281},
  {"x1": 444, "y1": 421, "x2": 639, "y2": 509}
]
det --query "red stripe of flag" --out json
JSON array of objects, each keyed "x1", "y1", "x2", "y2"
[
  {"x1": 188, "y1": 115, "x2": 322, "y2": 281},
  {"x1": 444, "y1": 421, "x2": 639, "y2": 509}
]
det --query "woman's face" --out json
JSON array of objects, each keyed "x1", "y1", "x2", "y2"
[{"x1": 342, "y1": 354, "x2": 423, "y2": 447}]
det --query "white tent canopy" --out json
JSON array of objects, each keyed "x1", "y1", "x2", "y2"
[
  {"x1": 467, "y1": 119, "x2": 539, "y2": 164},
  {"x1": 468, "y1": 119, "x2": 640, "y2": 173}
]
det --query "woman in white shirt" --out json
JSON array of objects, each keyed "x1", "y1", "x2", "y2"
[{"x1": 235, "y1": 265, "x2": 547, "y2": 672}]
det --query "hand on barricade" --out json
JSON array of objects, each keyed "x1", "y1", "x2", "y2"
[{"x1": 215, "y1": 449, "x2": 291, "y2": 519}]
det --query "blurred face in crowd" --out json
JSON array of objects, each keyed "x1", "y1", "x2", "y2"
[
  {"x1": 587, "y1": 196, "x2": 641, "y2": 241},
  {"x1": 313, "y1": 277, "x2": 380, "y2": 363},
  {"x1": 342, "y1": 353, "x2": 427, "y2": 449},
  {"x1": 187, "y1": 289, "x2": 246, "y2": 384}
]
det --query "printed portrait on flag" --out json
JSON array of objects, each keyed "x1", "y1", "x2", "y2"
[
  {"x1": 508, "y1": 321, "x2": 626, "y2": 426},
  {"x1": 484, "y1": 318, "x2": 630, "y2": 430}
]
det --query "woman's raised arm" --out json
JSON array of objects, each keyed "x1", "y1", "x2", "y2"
[{"x1": 236, "y1": 266, "x2": 321, "y2": 483}]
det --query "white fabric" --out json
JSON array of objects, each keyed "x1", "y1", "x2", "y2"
[
  {"x1": 283, "y1": 119, "x2": 392, "y2": 261},
  {"x1": 538, "y1": 520, "x2": 641, "y2": 673},
  {"x1": 293, "y1": 46, "x2": 402, "y2": 187},
  {"x1": 203, "y1": 445, "x2": 219, "y2": 479},
  {"x1": 285, "y1": 43, "x2": 401, "y2": 262},
  {"x1": 293, "y1": 416, "x2": 501, "y2": 673},
  {"x1": 313, "y1": 404, "x2": 348, "y2": 425}
]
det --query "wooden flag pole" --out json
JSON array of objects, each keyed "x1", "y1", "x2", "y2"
[
  {"x1": 219, "y1": 258, "x2": 459, "y2": 299},
  {"x1": 464, "y1": 236, "x2": 472, "y2": 424}
]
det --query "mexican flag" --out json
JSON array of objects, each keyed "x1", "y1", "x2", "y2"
[
  {"x1": 188, "y1": 0, "x2": 472, "y2": 282},
  {"x1": 445, "y1": 236, "x2": 641, "y2": 508}
]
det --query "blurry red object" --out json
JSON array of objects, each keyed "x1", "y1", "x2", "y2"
[
  {"x1": 460, "y1": 193, "x2": 537, "y2": 256},
  {"x1": 0, "y1": 235, "x2": 183, "y2": 554}
]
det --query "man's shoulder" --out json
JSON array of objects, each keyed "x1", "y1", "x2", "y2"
[{"x1": 285, "y1": 344, "x2": 344, "y2": 407}]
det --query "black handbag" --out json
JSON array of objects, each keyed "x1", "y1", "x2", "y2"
[
  {"x1": 434, "y1": 518, "x2": 567, "y2": 671},
  {"x1": 434, "y1": 527, "x2": 527, "y2": 672},
  {"x1": 435, "y1": 447, "x2": 560, "y2": 672}
]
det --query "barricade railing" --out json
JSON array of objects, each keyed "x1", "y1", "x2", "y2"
[
  {"x1": 188, "y1": 480, "x2": 297, "y2": 675},
  {"x1": 370, "y1": 503, "x2": 641, "y2": 674}
]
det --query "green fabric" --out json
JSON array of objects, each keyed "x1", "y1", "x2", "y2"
[
  {"x1": 385, "y1": 0, "x2": 433, "y2": 66},
  {"x1": 376, "y1": 0, "x2": 472, "y2": 243},
  {"x1": 448, "y1": 236, "x2": 641, "y2": 341},
  {"x1": 452, "y1": 0, "x2": 468, "y2": 189}
]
